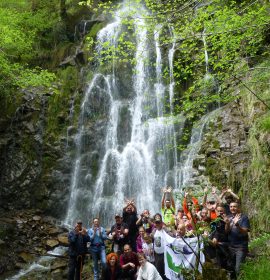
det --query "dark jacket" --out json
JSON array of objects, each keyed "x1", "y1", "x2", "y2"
[
  {"x1": 102, "y1": 265, "x2": 122, "y2": 280},
  {"x1": 122, "y1": 211, "x2": 138, "y2": 236},
  {"x1": 68, "y1": 230, "x2": 90, "y2": 257}
]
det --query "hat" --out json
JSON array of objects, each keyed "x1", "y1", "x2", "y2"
[{"x1": 115, "y1": 214, "x2": 121, "y2": 218}]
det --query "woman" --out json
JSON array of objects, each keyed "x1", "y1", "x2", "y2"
[
  {"x1": 142, "y1": 235, "x2": 154, "y2": 263},
  {"x1": 102, "y1": 252, "x2": 122, "y2": 280},
  {"x1": 174, "y1": 208, "x2": 184, "y2": 228},
  {"x1": 137, "y1": 253, "x2": 162, "y2": 280},
  {"x1": 136, "y1": 227, "x2": 146, "y2": 253}
]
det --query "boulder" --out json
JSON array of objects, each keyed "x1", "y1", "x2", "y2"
[
  {"x1": 46, "y1": 239, "x2": 59, "y2": 249},
  {"x1": 19, "y1": 252, "x2": 35, "y2": 263},
  {"x1": 48, "y1": 227, "x2": 63, "y2": 235},
  {"x1": 32, "y1": 215, "x2": 42, "y2": 221},
  {"x1": 57, "y1": 233, "x2": 69, "y2": 246},
  {"x1": 50, "y1": 259, "x2": 67, "y2": 271}
]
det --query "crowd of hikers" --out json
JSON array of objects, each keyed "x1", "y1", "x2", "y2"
[{"x1": 68, "y1": 186, "x2": 250, "y2": 280}]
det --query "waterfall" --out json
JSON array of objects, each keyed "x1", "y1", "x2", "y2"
[
  {"x1": 202, "y1": 29, "x2": 209, "y2": 76},
  {"x1": 168, "y1": 27, "x2": 176, "y2": 112},
  {"x1": 154, "y1": 25, "x2": 165, "y2": 117},
  {"x1": 178, "y1": 110, "x2": 219, "y2": 189},
  {"x1": 65, "y1": 2, "x2": 188, "y2": 227}
]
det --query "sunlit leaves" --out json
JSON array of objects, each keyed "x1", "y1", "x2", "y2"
[
  {"x1": 82, "y1": 0, "x2": 269, "y2": 119},
  {"x1": 0, "y1": 2, "x2": 58, "y2": 95}
]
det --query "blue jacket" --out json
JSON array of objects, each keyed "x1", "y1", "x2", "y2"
[
  {"x1": 68, "y1": 230, "x2": 90, "y2": 257},
  {"x1": 88, "y1": 227, "x2": 107, "y2": 252}
]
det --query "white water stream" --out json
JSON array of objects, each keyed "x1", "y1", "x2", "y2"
[
  {"x1": 65, "y1": 1, "x2": 218, "y2": 227},
  {"x1": 64, "y1": 2, "x2": 186, "y2": 226}
]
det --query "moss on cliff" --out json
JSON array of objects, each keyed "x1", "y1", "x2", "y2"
[{"x1": 198, "y1": 59, "x2": 270, "y2": 234}]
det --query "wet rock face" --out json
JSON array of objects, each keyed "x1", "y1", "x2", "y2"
[
  {"x1": 0, "y1": 91, "x2": 46, "y2": 211},
  {"x1": 194, "y1": 100, "x2": 251, "y2": 190},
  {"x1": 0, "y1": 89, "x2": 73, "y2": 218}
]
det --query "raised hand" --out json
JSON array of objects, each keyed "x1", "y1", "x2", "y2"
[
  {"x1": 81, "y1": 227, "x2": 87, "y2": 235},
  {"x1": 233, "y1": 213, "x2": 241, "y2": 225},
  {"x1": 221, "y1": 186, "x2": 227, "y2": 194},
  {"x1": 222, "y1": 214, "x2": 230, "y2": 224}
]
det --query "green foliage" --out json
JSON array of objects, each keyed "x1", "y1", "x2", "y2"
[
  {"x1": 239, "y1": 233, "x2": 270, "y2": 280},
  {"x1": 249, "y1": 232, "x2": 270, "y2": 251},
  {"x1": 83, "y1": 0, "x2": 270, "y2": 119},
  {"x1": 259, "y1": 113, "x2": 270, "y2": 132},
  {"x1": 0, "y1": 1, "x2": 59, "y2": 96},
  {"x1": 239, "y1": 256, "x2": 270, "y2": 280}
]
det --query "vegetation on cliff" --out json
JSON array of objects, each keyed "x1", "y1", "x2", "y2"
[
  {"x1": 0, "y1": 1, "x2": 269, "y2": 278},
  {"x1": 84, "y1": 0, "x2": 270, "y2": 119}
]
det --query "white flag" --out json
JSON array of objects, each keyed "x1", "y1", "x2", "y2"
[{"x1": 164, "y1": 232, "x2": 205, "y2": 280}]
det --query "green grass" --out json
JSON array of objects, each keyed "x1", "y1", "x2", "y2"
[
  {"x1": 239, "y1": 256, "x2": 270, "y2": 280},
  {"x1": 239, "y1": 233, "x2": 270, "y2": 280}
]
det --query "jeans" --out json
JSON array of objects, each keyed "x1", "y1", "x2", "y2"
[
  {"x1": 68, "y1": 255, "x2": 85, "y2": 280},
  {"x1": 230, "y1": 246, "x2": 248, "y2": 275},
  {"x1": 91, "y1": 247, "x2": 106, "y2": 280}
]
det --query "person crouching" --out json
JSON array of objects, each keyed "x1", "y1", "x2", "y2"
[{"x1": 119, "y1": 244, "x2": 139, "y2": 280}]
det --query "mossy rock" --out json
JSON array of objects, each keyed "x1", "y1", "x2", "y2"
[
  {"x1": 202, "y1": 262, "x2": 228, "y2": 280},
  {"x1": 88, "y1": 22, "x2": 106, "y2": 38}
]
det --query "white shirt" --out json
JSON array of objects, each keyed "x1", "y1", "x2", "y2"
[
  {"x1": 153, "y1": 229, "x2": 165, "y2": 254},
  {"x1": 137, "y1": 261, "x2": 163, "y2": 280}
]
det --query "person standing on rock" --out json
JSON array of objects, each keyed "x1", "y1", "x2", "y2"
[
  {"x1": 161, "y1": 187, "x2": 176, "y2": 231},
  {"x1": 68, "y1": 219, "x2": 90, "y2": 280},
  {"x1": 228, "y1": 202, "x2": 250, "y2": 278},
  {"x1": 122, "y1": 199, "x2": 138, "y2": 252},
  {"x1": 151, "y1": 215, "x2": 167, "y2": 280},
  {"x1": 88, "y1": 217, "x2": 107, "y2": 280}
]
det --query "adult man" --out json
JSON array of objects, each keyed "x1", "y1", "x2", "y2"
[
  {"x1": 136, "y1": 209, "x2": 153, "y2": 234},
  {"x1": 161, "y1": 187, "x2": 175, "y2": 231},
  {"x1": 228, "y1": 202, "x2": 250, "y2": 276},
  {"x1": 88, "y1": 218, "x2": 107, "y2": 280},
  {"x1": 109, "y1": 214, "x2": 129, "y2": 254},
  {"x1": 151, "y1": 215, "x2": 167, "y2": 280},
  {"x1": 119, "y1": 244, "x2": 139, "y2": 280},
  {"x1": 122, "y1": 200, "x2": 138, "y2": 252},
  {"x1": 209, "y1": 205, "x2": 232, "y2": 270},
  {"x1": 68, "y1": 220, "x2": 90, "y2": 280}
]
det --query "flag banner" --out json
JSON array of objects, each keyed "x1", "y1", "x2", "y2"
[{"x1": 164, "y1": 232, "x2": 205, "y2": 280}]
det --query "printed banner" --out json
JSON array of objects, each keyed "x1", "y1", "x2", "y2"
[{"x1": 164, "y1": 232, "x2": 205, "y2": 280}]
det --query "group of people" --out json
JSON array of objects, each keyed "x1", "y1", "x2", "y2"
[{"x1": 68, "y1": 186, "x2": 250, "y2": 280}]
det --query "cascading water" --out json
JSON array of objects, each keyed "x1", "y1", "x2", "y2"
[
  {"x1": 168, "y1": 27, "x2": 176, "y2": 113},
  {"x1": 178, "y1": 109, "x2": 220, "y2": 189},
  {"x1": 65, "y1": 2, "x2": 185, "y2": 226},
  {"x1": 202, "y1": 29, "x2": 209, "y2": 75}
]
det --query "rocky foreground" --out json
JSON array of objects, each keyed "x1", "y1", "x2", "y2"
[{"x1": 0, "y1": 209, "x2": 70, "y2": 279}]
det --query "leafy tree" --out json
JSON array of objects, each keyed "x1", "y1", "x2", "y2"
[
  {"x1": 0, "y1": 1, "x2": 61, "y2": 96},
  {"x1": 82, "y1": 0, "x2": 270, "y2": 119}
]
